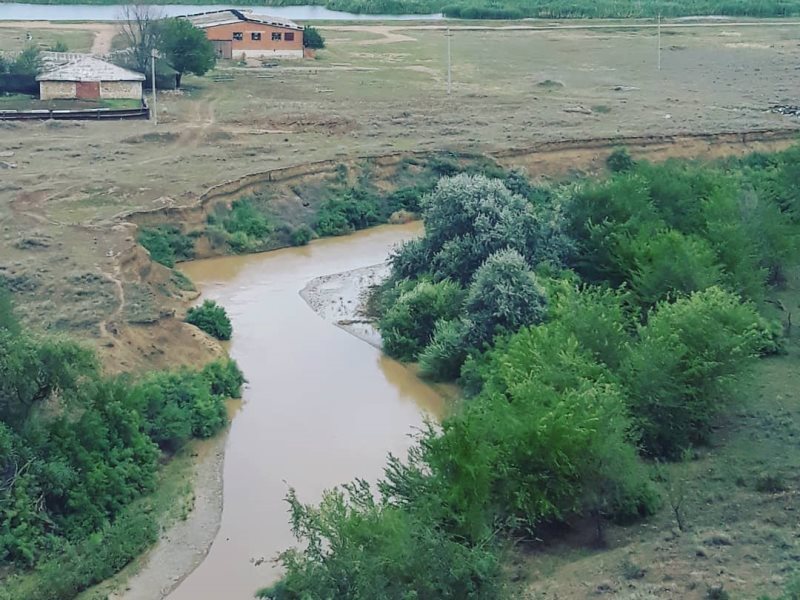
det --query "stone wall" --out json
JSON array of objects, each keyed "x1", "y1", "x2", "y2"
[
  {"x1": 40, "y1": 81, "x2": 77, "y2": 100},
  {"x1": 100, "y1": 80, "x2": 143, "y2": 99}
]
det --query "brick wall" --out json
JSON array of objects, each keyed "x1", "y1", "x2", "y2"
[{"x1": 203, "y1": 22, "x2": 304, "y2": 58}]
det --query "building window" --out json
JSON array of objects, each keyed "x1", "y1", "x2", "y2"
[
  {"x1": 284, "y1": 32, "x2": 295, "y2": 41},
  {"x1": 251, "y1": 32, "x2": 262, "y2": 41},
  {"x1": 272, "y1": 32, "x2": 282, "y2": 41},
  {"x1": 232, "y1": 31, "x2": 243, "y2": 41}
]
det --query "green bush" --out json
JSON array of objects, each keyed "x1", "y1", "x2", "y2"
[
  {"x1": 207, "y1": 198, "x2": 273, "y2": 253},
  {"x1": 138, "y1": 369, "x2": 223, "y2": 448},
  {"x1": 290, "y1": 224, "x2": 314, "y2": 246},
  {"x1": 302, "y1": 25, "x2": 325, "y2": 49},
  {"x1": 417, "y1": 319, "x2": 468, "y2": 381},
  {"x1": 201, "y1": 358, "x2": 245, "y2": 398},
  {"x1": 379, "y1": 279, "x2": 465, "y2": 360},
  {"x1": 622, "y1": 287, "x2": 764, "y2": 457},
  {"x1": 548, "y1": 282, "x2": 634, "y2": 370},
  {"x1": 629, "y1": 229, "x2": 723, "y2": 307},
  {"x1": 259, "y1": 484, "x2": 501, "y2": 600},
  {"x1": 138, "y1": 226, "x2": 195, "y2": 268},
  {"x1": 316, "y1": 190, "x2": 381, "y2": 236},
  {"x1": 8, "y1": 46, "x2": 41, "y2": 76},
  {"x1": 606, "y1": 147, "x2": 635, "y2": 173},
  {"x1": 0, "y1": 507, "x2": 158, "y2": 600},
  {"x1": 385, "y1": 185, "x2": 432, "y2": 214},
  {"x1": 391, "y1": 173, "x2": 570, "y2": 283},
  {"x1": 565, "y1": 160, "x2": 789, "y2": 306},
  {"x1": 426, "y1": 366, "x2": 653, "y2": 542},
  {"x1": 185, "y1": 299, "x2": 233, "y2": 340},
  {"x1": 223, "y1": 198, "x2": 271, "y2": 239},
  {"x1": 463, "y1": 248, "x2": 548, "y2": 347}
]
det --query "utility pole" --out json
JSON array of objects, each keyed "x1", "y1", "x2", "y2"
[
  {"x1": 445, "y1": 27, "x2": 453, "y2": 95},
  {"x1": 151, "y1": 48, "x2": 157, "y2": 125},
  {"x1": 657, "y1": 14, "x2": 662, "y2": 71}
]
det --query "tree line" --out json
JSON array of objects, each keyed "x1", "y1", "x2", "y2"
[
  {"x1": 11, "y1": 0, "x2": 800, "y2": 19},
  {"x1": 258, "y1": 147, "x2": 800, "y2": 598},
  {"x1": 0, "y1": 288, "x2": 243, "y2": 599}
]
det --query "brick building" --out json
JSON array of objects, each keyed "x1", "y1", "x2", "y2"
[{"x1": 185, "y1": 10, "x2": 304, "y2": 60}]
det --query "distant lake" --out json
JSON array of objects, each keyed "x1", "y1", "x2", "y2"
[{"x1": 0, "y1": 3, "x2": 444, "y2": 21}]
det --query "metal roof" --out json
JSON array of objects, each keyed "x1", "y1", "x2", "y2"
[
  {"x1": 37, "y1": 54, "x2": 145, "y2": 82},
  {"x1": 184, "y1": 9, "x2": 303, "y2": 31}
]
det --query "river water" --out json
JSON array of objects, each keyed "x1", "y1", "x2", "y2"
[
  {"x1": 174, "y1": 223, "x2": 444, "y2": 599},
  {"x1": 0, "y1": 3, "x2": 443, "y2": 21}
]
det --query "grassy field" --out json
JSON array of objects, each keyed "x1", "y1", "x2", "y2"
[
  {"x1": 0, "y1": 26, "x2": 93, "y2": 52},
  {"x1": 1, "y1": 20, "x2": 798, "y2": 358}
]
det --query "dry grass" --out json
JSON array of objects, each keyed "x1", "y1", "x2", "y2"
[{"x1": 1, "y1": 21, "x2": 799, "y2": 355}]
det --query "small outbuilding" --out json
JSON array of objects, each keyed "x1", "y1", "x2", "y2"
[
  {"x1": 36, "y1": 55, "x2": 145, "y2": 101},
  {"x1": 184, "y1": 9, "x2": 304, "y2": 60}
]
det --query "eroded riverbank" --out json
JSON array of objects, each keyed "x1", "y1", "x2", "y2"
[{"x1": 114, "y1": 223, "x2": 444, "y2": 600}]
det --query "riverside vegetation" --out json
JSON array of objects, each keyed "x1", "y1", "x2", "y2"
[
  {"x1": 136, "y1": 155, "x2": 474, "y2": 273},
  {"x1": 258, "y1": 147, "x2": 800, "y2": 598},
  {"x1": 8, "y1": 0, "x2": 800, "y2": 19},
  {"x1": 0, "y1": 288, "x2": 244, "y2": 600}
]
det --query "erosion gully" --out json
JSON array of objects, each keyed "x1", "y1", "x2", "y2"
[{"x1": 172, "y1": 222, "x2": 444, "y2": 599}]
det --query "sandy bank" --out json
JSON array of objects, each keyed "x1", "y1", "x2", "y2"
[{"x1": 301, "y1": 262, "x2": 390, "y2": 349}]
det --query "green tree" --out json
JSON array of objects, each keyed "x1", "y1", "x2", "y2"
[
  {"x1": 623, "y1": 287, "x2": 764, "y2": 457},
  {"x1": 379, "y1": 279, "x2": 465, "y2": 360},
  {"x1": 0, "y1": 333, "x2": 97, "y2": 427},
  {"x1": 259, "y1": 483, "x2": 500, "y2": 600},
  {"x1": 463, "y1": 248, "x2": 548, "y2": 347},
  {"x1": 302, "y1": 26, "x2": 325, "y2": 49},
  {"x1": 417, "y1": 319, "x2": 468, "y2": 381},
  {"x1": 158, "y1": 18, "x2": 216, "y2": 88},
  {"x1": 9, "y1": 46, "x2": 41, "y2": 75}
]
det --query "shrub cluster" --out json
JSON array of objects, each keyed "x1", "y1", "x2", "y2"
[
  {"x1": 185, "y1": 299, "x2": 233, "y2": 340},
  {"x1": 0, "y1": 293, "x2": 243, "y2": 596},
  {"x1": 316, "y1": 189, "x2": 382, "y2": 236},
  {"x1": 266, "y1": 148, "x2": 800, "y2": 597},
  {"x1": 138, "y1": 225, "x2": 195, "y2": 268},
  {"x1": 323, "y1": 0, "x2": 800, "y2": 19},
  {"x1": 0, "y1": 46, "x2": 41, "y2": 94},
  {"x1": 207, "y1": 198, "x2": 273, "y2": 254}
]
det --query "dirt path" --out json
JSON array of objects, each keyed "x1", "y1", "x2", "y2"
[
  {"x1": 90, "y1": 24, "x2": 115, "y2": 55},
  {"x1": 317, "y1": 24, "x2": 417, "y2": 45}
]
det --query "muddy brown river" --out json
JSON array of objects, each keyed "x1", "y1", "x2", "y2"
[{"x1": 171, "y1": 223, "x2": 443, "y2": 599}]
